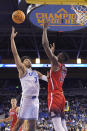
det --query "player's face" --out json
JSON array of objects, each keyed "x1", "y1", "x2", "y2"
[
  {"x1": 11, "y1": 99, "x2": 17, "y2": 107},
  {"x1": 23, "y1": 59, "x2": 32, "y2": 68},
  {"x1": 57, "y1": 53, "x2": 64, "y2": 63}
]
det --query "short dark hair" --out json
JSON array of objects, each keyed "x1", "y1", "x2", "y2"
[
  {"x1": 21, "y1": 56, "x2": 31, "y2": 63},
  {"x1": 11, "y1": 97, "x2": 17, "y2": 100},
  {"x1": 62, "y1": 52, "x2": 69, "y2": 63}
]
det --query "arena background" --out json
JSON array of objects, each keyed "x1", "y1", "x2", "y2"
[{"x1": 0, "y1": 0, "x2": 87, "y2": 130}]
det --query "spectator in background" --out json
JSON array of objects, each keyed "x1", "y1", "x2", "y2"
[{"x1": 0, "y1": 98, "x2": 22, "y2": 131}]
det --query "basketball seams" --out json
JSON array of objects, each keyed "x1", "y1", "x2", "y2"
[{"x1": 12, "y1": 10, "x2": 25, "y2": 24}]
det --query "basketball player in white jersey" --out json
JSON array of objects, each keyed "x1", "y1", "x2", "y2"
[{"x1": 10, "y1": 27, "x2": 48, "y2": 131}]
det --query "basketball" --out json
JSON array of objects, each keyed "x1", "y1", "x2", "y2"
[{"x1": 12, "y1": 10, "x2": 25, "y2": 24}]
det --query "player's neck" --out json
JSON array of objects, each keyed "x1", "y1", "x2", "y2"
[
  {"x1": 12, "y1": 105, "x2": 17, "y2": 109},
  {"x1": 27, "y1": 67, "x2": 32, "y2": 70}
]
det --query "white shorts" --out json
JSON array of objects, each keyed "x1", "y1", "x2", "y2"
[{"x1": 18, "y1": 96, "x2": 39, "y2": 120}]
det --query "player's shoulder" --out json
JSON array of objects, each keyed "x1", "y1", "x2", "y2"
[
  {"x1": 36, "y1": 71, "x2": 43, "y2": 78},
  {"x1": 27, "y1": 68, "x2": 37, "y2": 74},
  {"x1": 16, "y1": 107, "x2": 20, "y2": 113},
  {"x1": 32, "y1": 70, "x2": 39, "y2": 76},
  {"x1": 9, "y1": 108, "x2": 12, "y2": 112}
]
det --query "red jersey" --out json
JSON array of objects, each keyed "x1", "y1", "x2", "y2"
[
  {"x1": 10, "y1": 107, "x2": 17, "y2": 130},
  {"x1": 10, "y1": 107, "x2": 22, "y2": 131},
  {"x1": 48, "y1": 64, "x2": 67, "y2": 112},
  {"x1": 48, "y1": 64, "x2": 67, "y2": 95}
]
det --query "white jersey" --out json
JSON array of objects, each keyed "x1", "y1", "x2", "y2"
[{"x1": 20, "y1": 68, "x2": 40, "y2": 97}]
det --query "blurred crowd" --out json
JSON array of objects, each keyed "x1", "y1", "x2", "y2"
[{"x1": 0, "y1": 79, "x2": 87, "y2": 130}]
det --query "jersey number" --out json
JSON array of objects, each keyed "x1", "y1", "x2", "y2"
[
  {"x1": 60, "y1": 71, "x2": 66, "y2": 82},
  {"x1": 34, "y1": 77, "x2": 38, "y2": 83},
  {"x1": 29, "y1": 73, "x2": 38, "y2": 83}
]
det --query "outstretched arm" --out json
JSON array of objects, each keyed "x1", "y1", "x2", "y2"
[
  {"x1": 11, "y1": 27, "x2": 25, "y2": 73},
  {"x1": 37, "y1": 71, "x2": 48, "y2": 82},
  {"x1": 0, "y1": 111, "x2": 11, "y2": 123},
  {"x1": 42, "y1": 21, "x2": 58, "y2": 71},
  {"x1": 0, "y1": 117, "x2": 11, "y2": 123},
  {"x1": 50, "y1": 43, "x2": 55, "y2": 54},
  {"x1": 42, "y1": 21, "x2": 53, "y2": 61}
]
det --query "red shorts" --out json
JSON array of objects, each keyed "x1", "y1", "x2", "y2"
[{"x1": 48, "y1": 92, "x2": 65, "y2": 114}]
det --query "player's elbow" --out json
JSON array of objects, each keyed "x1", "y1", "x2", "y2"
[
  {"x1": 12, "y1": 51, "x2": 18, "y2": 58},
  {"x1": 42, "y1": 42, "x2": 46, "y2": 47},
  {"x1": 42, "y1": 40, "x2": 48, "y2": 48},
  {"x1": 42, "y1": 38, "x2": 45, "y2": 45}
]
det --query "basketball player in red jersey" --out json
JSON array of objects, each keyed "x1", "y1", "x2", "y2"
[
  {"x1": 0, "y1": 98, "x2": 22, "y2": 131},
  {"x1": 42, "y1": 21, "x2": 69, "y2": 131}
]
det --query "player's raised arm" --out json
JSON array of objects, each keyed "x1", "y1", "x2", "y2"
[
  {"x1": 42, "y1": 21, "x2": 53, "y2": 60},
  {"x1": 50, "y1": 43, "x2": 55, "y2": 54},
  {"x1": 10, "y1": 27, "x2": 25, "y2": 73},
  {"x1": 42, "y1": 21, "x2": 58, "y2": 71}
]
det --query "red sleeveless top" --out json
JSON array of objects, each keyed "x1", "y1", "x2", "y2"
[
  {"x1": 48, "y1": 64, "x2": 67, "y2": 95},
  {"x1": 10, "y1": 107, "x2": 17, "y2": 129}
]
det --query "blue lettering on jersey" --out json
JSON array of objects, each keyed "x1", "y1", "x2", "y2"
[
  {"x1": 60, "y1": 71, "x2": 66, "y2": 82},
  {"x1": 34, "y1": 77, "x2": 38, "y2": 83},
  {"x1": 29, "y1": 71, "x2": 38, "y2": 83},
  {"x1": 29, "y1": 71, "x2": 37, "y2": 76},
  {"x1": 60, "y1": 66, "x2": 67, "y2": 82}
]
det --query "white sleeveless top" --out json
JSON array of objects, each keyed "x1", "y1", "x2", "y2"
[{"x1": 20, "y1": 68, "x2": 40, "y2": 97}]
